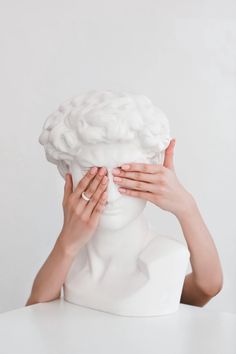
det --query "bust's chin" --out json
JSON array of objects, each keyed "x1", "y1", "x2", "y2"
[{"x1": 98, "y1": 212, "x2": 136, "y2": 231}]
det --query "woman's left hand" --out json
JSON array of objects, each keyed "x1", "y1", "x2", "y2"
[{"x1": 112, "y1": 139, "x2": 194, "y2": 218}]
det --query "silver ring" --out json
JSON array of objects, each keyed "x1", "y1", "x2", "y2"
[{"x1": 81, "y1": 191, "x2": 91, "y2": 201}]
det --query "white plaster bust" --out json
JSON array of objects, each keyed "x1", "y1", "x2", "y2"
[{"x1": 39, "y1": 90, "x2": 190, "y2": 316}]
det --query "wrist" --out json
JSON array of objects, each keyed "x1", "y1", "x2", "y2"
[
  {"x1": 56, "y1": 231, "x2": 83, "y2": 259},
  {"x1": 174, "y1": 192, "x2": 198, "y2": 222}
]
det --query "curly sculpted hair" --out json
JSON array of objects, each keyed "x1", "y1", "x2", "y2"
[{"x1": 39, "y1": 90, "x2": 171, "y2": 178}]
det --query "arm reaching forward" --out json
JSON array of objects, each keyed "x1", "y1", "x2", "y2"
[
  {"x1": 25, "y1": 236, "x2": 78, "y2": 305},
  {"x1": 112, "y1": 138, "x2": 223, "y2": 306},
  {"x1": 177, "y1": 197, "x2": 223, "y2": 306},
  {"x1": 26, "y1": 166, "x2": 108, "y2": 305}
]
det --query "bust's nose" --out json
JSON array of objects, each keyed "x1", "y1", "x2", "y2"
[{"x1": 106, "y1": 168, "x2": 121, "y2": 203}]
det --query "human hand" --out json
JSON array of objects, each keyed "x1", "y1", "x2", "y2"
[
  {"x1": 59, "y1": 166, "x2": 108, "y2": 255},
  {"x1": 112, "y1": 139, "x2": 194, "y2": 218}
]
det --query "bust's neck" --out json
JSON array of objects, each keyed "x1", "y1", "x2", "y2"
[{"x1": 87, "y1": 212, "x2": 151, "y2": 262}]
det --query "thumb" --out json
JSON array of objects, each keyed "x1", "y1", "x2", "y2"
[
  {"x1": 163, "y1": 138, "x2": 176, "y2": 172},
  {"x1": 63, "y1": 173, "x2": 73, "y2": 204}
]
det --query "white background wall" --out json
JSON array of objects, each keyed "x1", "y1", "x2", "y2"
[{"x1": 0, "y1": 0, "x2": 235, "y2": 314}]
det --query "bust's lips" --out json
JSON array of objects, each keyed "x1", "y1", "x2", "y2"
[{"x1": 102, "y1": 207, "x2": 121, "y2": 215}]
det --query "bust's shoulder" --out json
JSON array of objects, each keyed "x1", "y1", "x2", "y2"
[{"x1": 138, "y1": 230, "x2": 190, "y2": 265}]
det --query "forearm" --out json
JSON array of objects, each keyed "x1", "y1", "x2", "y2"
[
  {"x1": 176, "y1": 195, "x2": 223, "y2": 303},
  {"x1": 25, "y1": 234, "x2": 80, "y2": 306}
]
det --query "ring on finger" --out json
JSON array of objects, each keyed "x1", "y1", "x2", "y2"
[
  {"x1": 81, "y1": 191, "x2": 91, "y2": 201},
  {"x1": 81, "y1": 175, "x2": 108, "y2": 202}
]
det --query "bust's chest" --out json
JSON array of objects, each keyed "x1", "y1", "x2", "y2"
[{"x1": 63, "y1": 234, "x2": 190, "y2": 316}]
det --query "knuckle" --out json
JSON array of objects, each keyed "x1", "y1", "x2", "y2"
[
  {"x1": 159, "y1": 185, "x2": 165, "y2": 194},
  {"x1": 91, "y1": 193, "x2": 99, "y2": 203},
  {"x1": 78, "y1": 179, "x2": 86, "y2": 190},
  {"x1": 99, "y1": 195, "x2": 106, "y2": 204},
  {"x1": 159, "y1": 167, "x2": 165, "y2": 174},
  {"x1": 159, "y1": 175, "x2": 166, "y2": 185},
  {"x1": 99, "y1": 201, "x2": 106, "y2": 210},
  {"x1": 102, "y1": 193, "x2": 108, "y2": 202},
  {"x1": 93, "y1": 207, "x2": 101, "y2": 215},
  {"x1": 80, "y1": 213, "x2": 89, "y2": 223},
  {"x1": 96, "y1": 173, "x2": 103, "y2": 181},
  {"x1": 101, "y1": 192, "x2": 107, "y2": 202},
  {"x1": 135, "y1": 181, "x2": 143, "y2": 189},
  {"x1": 143, "y1": 164, "x2": 149, "y2": 172},
  {"x1": 96, "y1": 204, "x2": 103, "y2": 212},
  {"x1": 134, "y1": 172, "x2": 141, "y2": 179},
  {"x1": 100, "y1": 182, "x2": 108, "y2": 191},
  {"x1": 98, "y1": 181, "x2": 105, "y2": 189},
  {"x1": 87, "y1": 185, "x2": 96, "y2": 194},
  {"x1": 63, "y1": 199, "x2": 69, "y2": 211},
  {"x1": 93, "y1": 174, "x2": 102, "y2": 185},
  {"x1": 67, "y1": 195, "x2": 74, "y2": 207}
]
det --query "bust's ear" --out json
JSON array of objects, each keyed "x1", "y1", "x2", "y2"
[
  {"x1": 151, "y1": 150, "x2": 165, "y2": 165},
  {"x1": 57, "y1": 160, "x2": 70, "y2": 179}
]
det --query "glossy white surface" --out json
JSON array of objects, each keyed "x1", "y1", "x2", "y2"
[{"x1": 0, "y1": 299, "x2": 235, "y2": 354}]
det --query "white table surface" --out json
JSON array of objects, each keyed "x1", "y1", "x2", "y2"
[{"x1": 0, "y1": 299, "x2": 235, "y2": 354}]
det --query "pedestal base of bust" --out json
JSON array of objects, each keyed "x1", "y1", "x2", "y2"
[{"x1": 63, "y1": 234, "x2": 190, "y2": 317}]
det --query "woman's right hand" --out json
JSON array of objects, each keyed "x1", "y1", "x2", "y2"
[{"x1": 58, "y1": 166, "x2": 108, "y2": 256}]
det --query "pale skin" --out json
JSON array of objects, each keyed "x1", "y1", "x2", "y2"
[{"x1": 25, "y1": 139, "x2": 223, "y2": 307}]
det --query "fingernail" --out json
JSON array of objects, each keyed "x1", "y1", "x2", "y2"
[
  {"x1": 90, "y1": 166, "x2": 97, "y2": 174},
  {"x1": 121, "y1": 164, "x2": 130, "y2": 170},
  {"x1": 112, "y1": 168, "x2": 120, "y2": 174},
  {"x1": 99, "y1": 167, "x2": 106, "y2": 176}
]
